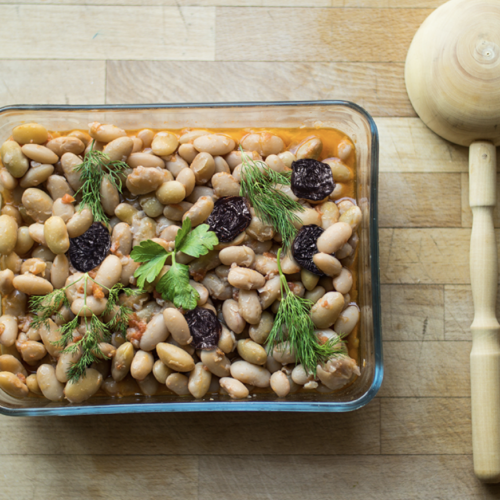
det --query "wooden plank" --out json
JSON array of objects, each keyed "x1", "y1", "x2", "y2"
[
  {"x1": 379, "y1": 341, "x2": 470, "y2": 397},
  {"x1": 215, "y1": 8, "x2": 432, "y2": 62},
  {"x1": 379, "y1": 173, "x2": 462, "y2": 227},
  {"x1": 106, "y1": 61, "x2": 411, "y2": 117},
  {"x1": 0, "y1": 60, "x2": 105, "y2": 105},
  {"x1": 198, "y1": 455, "x2": 500, "y2": 499},
  {"x1": 0, "y1": 5, "x2": 215, "y2": 60},
  {"x1": 380, "y1": 228, "x2": 471, "y2": 285},
  {"x1": 0, "y1": 401, "x2": 380, "y2": 455},
  {"x1": 381, "y1": 398, "x2": 471, "y2": 454},
  {"x1": 377, "y1": 117, "x2": 468, "y2": 172},
  {"x1": 0, "y1": 455, "x2": 198, "y2": 500},
  {"x1": 0, "y1": 0, "x2": 448, "y2": 7},
  {"x1": 381, "y1": 285, "x2": 444, "y2": 341}
]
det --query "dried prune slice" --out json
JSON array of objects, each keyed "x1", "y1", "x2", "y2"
[
  {"x1": 185, "y1": 307, "x2": 222, "y2": 350},
  {"x1": 68, "y1": 223, "x2": 111, "y2": 273},
  {"x1": 207, "y1": 196, "x2": 251, "y2": 243},
  {"x1": 292, "y1": 224, "x2": 326, "y2": 276},
  {"x1": 291, "y1": 159, "x2": 335, "y2": 201}
]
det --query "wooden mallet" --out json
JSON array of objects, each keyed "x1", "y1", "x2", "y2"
[{"x1": 405, "y1": 0, "x2": 500, "y2": 482}]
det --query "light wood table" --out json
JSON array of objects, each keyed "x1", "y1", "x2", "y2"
[{"x1": 1, "y1": 1, "x2": 500, "y2": 498}]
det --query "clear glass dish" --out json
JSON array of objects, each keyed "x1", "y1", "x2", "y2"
[{"x1": 0, "y1": 101, "x2": 382, "y2": 416}]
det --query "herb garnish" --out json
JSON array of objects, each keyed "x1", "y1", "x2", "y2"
[
  {"x1": 239, "y1": 150, "x2": 304, "y2": 252},
  {"x1": 265, "y1": 248, "x2": 347, "y2": 376},
  {"x1": 74, "y1": 140, "x2": 129, "y2": 223},
  {"x1": 30, "y1": 274, "x2": 135, "y2": 382},
  {"x1": 131, "y1": 218, "x2": 219, "y2": 310}
]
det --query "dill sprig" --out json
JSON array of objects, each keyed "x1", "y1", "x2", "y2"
[
  {"x1": 30, "y1": 273, "x2": 136, "y2": 383},
  {"x1": 265, "y1": 248, "x2": 347, "y2": 376},
  {"x1": 74, "y1": 140, "x2": 129, "y2": 223},
  {"x1": 239, "y1": 150, "x2": 304, "y2": 252}
]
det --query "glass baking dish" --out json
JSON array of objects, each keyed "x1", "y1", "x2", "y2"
[{"x1": 0, "y1": 101, "x2": 382, "y2": 416}]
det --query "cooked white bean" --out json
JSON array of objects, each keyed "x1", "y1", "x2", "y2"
[
  {"x1": 157, "y1": 342, "x2": 195, "y2": 372},
  {"x1": 163, "y1": 308, "x2": 192, "y2": 345},
  {"x1": 66, "y1": 207, "x2": 93, "y2": 238},
  {"x1": 47, "y1": 175, "x2": 74, "y2": 200},
  {"x1": 127, "y1": 166, "x2": 171, "y2": 195},
  {"x1": 280, "y1": 251, "x2": 301, "y2": 274},
  {"x1": 292, "y1": 207, "x2": 321, "y2": 229},
  {"x1": 18, "y1": 340, "x2": 46, "y2": 364},
  {"x1": 305, "y1": 285, "x2": 326, "y2": 304},
  {"x1": 265, "y1": 154, "x2": 288, "y2": 173},
  {"x1": 37, "y1": 364, "x2": 64, "y2": 401},
  {"x1": 334, "y1": 305, "x2": 360, "y2": 336},
  {"x1": 238, "y1": 289, "x2": 262, "y2": 325},
  {"x1": 323, "y1": 158, "x2": 353, "y2": 182},
  {"x1": 56, "y1": 349, "x2": 81, "y2": 383},
  {"x1": 22, "y1": 188, "x2": 53, "y2": 223},
  {"x1": 317, "y1": 222, "x2": 353, "y2": 254},
  {"x1": 337, "y1": 139, "x2": 353, "y2": 160},
  {"x1": 110, "y1": 222, "x2": 132, "y2": 258},
  {"x1": 339, "y1": 205, "x2": 362, "y2": 230},
  {"x1": 21, "y1": 144, "x2": 59, "y2": 164},
  {"x1": 237, "y1": 339, "x2": 267, "y2": 365},
  {"x1": 111, "y1": 342, "x2": 135, "y2": 382},
  {"x1": 140, "y1": 313, "x2": 169, "y2": 351},
  {"x1": 132, "y1": 217, "x2": 157, "y2": 247},
  {"x1": 4, "y1": 251, "x2": 22, "y2": 274},
  {"x1": 190, "y1": 152, "x2": 215, "y2": 185},
  {"x1": 152, "y1": 132, "x2": 178, "y2": 156},
  {"x1": 152, "y1": 360, "x2": 172, "y2": 384},
  {"x1": 94, "y1": 255, "x2": 122, "y2": 291},
  {"x1": 296, "y1": 136, "x2": 322, "y2": 160},
  {"x1": 258, "y1": 275, "x2": 281, "y2": 309},
  {"x1": 71, "y1": 296, "x2": 107, "y2": 316},
  {"x1": 182, "y1": 196, "x2": 214, "y2": 227},
  {"x1": 202, "y1": 273, "x2": 232, "y2": 301},
  {"x1": 0, "y1": 354, "x2": 27, "y2": 376},
  {"x1": 336, "y1": 243, "x2": 353, "y2": 260},
  {"x1": 0, "y1": 269, "x2": 14, "y2": 295},
  {"x1": 13, "y1": 273, "x2": 53, "y2": 295},
  {"x1": 212, "y1": 172, "x2": 240, "y2": 197},
  {"x1": 219, "y1": 246, "x2": 255, "y2": 267},
  {"x1": 241, "y1": 133, "x2": 284, "y2": 156},
  {"x1": 39, "y1": 319, "x2": 63, "y2": 358},
  {"x1": 310, "y1": 291, "x2": 345, "y2": 329},
  {"x1": 137, "y1": 373, "x2": 159, "y2": 396},
  {"x1": 61, "y1": 153, "x2": 84, "y2": 191},
  {"x1": 127, "y1": 152, "x2": 165, "y2": 169},
  {"x1": 218, "y1": 325, "x2": 236, "y2": 354},
  {"x1": 156, "y1": 180, "x2": 186, "y2": 205},
  {"x1": 0, "y1": 371, "x2": 29, "y2": 399},
  {"x1": 188, "y1": 362, "x2": 212, "y2": 399},
  {"x1": 0, "y1": 214, "x2": 18, "y2": 255},
  {"x1": 222, "y1": 299, "x2": 246, "y2": 334},
  {"x1": 220, "y1": 377, "x2": 249, "y2": 399},
  {"x1": 230, "y1": 360, "x2": 271, "y2": 388},
  {"x1": 103, "y1": 136, "x2": 133, "y2": 162},
  {"x1": 228, "y1": 267, "x2": 265, "y2": 290},
  {"x1": 26, "y1": 374, "x2": 42, "y2": 395},
  {"x1": 100, "y1": 176, "x2": 120, "y2": 216},
  {"x1": 270, "y1": 370, "x2": 291, "y2": 397},
  {"x1": 52, "y1": 197, "x2": 75, "y2": 223},
  {"x1": 193, "y1": 134, "x2": 235, "y2": 156},
  {"x1": 47, "y1": 136, "x2": 85, "y2": 157},
  {"x1": 278, "y1": 151, "x2": 296, "y2": 168},
  {"x1": 301, "y1": 269, "x2": 320, "y2": 291},
  {"x1": 89, "y1": 122, "x2": 126, "y2": 142},
  {"x1": 130, "y1": 350, "x2": 154, "y2": 381},
  {"x1": 0, "y1": 169, "x2": 17, "y2": 190},
  {"x1": 248, "y1": 311, "x2": 272, "y2": 344},
  {"x1": 136, "y1": 129, "x2": 154, "y2": 148},
  {"x1": 0, "y1": 315, "x2": 18, "y2": 346},
  {"x1": 20, "y1": 164, "x2": 54, "y2": 188},
  {"x1": 317, "y1": 201, "x2": 340, "y2": 230},
  {"x1": 246, "y1": 211, "x2": 274, "y2": 241},
  {"x1": 64, "y1": 368, "x2": 103, "y2": 403},
  {"x1": 0, "y1": 141, "x2": 29, "y2": 178},
  {"x1": 186, "y1": 186, "x2": 214, "y2": 203},
  {"x1": 333, "y1": 268, "x2": 353, "y2": 294},
  {"x1": 273, "y1": 342, "x2": 296, "y2": 364},
  {"x1": 44, "y1": 216, "x2": 70, "y2": 254},
  {"x1": 178, "y1": 143, "x2": 198, "y2": 164},
  {"x1": 166, "y1": 372, "x2": 190, "y2": 396},
  {"x1": 291, "y1": 364, "x2": 315, "y2": 386},
  {"x1": 313, "y1": 253, "x2": 342, "y2": 277}
]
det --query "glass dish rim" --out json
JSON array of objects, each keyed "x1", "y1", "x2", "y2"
[{"x1": 0, "y1": 100, "x2": 382, "y2": 416}]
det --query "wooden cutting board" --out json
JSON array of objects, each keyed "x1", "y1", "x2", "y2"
[{"x1": 0, "y1": 1, "x2": 498, "y2": 498}]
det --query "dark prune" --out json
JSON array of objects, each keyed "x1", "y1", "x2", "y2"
[
  {"x1": 291, "y1": 159, "x2": 335, "y2": 201},
  {"x1": 185, "y1": 307, "x2": 222, "y2": 350},
  {"x1": 292, "y1": 224, "x2": 326, "y2": 276},
  {"x1": 207, "y1": 196, "x2": 252, "y2": 243},
  {"x1": 68, "y1": 223, "x2": 111, "y2": 273}
]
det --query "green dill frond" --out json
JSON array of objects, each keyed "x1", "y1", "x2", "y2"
[
  {"x1": 265, "y1": 248, "x2": 347, "y2": 376},
  {"x1": 30, "y1": 288, "x2": 69, "y2": 330},
  {"x1": 74, "y1": 140, "x2": 129, "y2": 224},
  {"x1": 239, "y1": 150, "x2": 304, "y2": 253}
]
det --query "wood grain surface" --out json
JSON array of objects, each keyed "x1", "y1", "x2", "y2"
[{"x1": 1, "y1": 1, "x2": 499, "y2": 498}]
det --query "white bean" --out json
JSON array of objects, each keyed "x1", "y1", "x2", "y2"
[
  {"x1": 130, "y1": 350, "x2": 154, "y2": 381},
  {"x1": 222, "y1": 299, "x2": 246, "y2": 334},
  {"x1": 190, "y1": 152, "x2": 215, "y2": 185},
  {"x1": 163, "y1": 308, "x2": 192, "y2": 345},
  {"x1": 334, "y1": 305, "x2": 360, "y2": 336},
  {"x1": 152, "y1": 360, "x2": 172, "y2": 384},
  {"x1": 0, "y1": 354, "x2": 27, "y2": 376},
  {"x1": 228, "y1": 267, "x2": 265, "y2": 290},
  {"x1": 212, "y1": 172, "x2": 240, "y2": 197},
  {"x1": 219, "y1": 246, "x2": 255, "y2": 267},
  {"x1": 94, "y1": 255, "x2": 122, "y2": 291},
  {"x1": 313, "y1": 253, "x2": 342, "y2": 277},
  {"x1": 238, "y1": 289, "x2": 262, "y2": 325},
  {"x1": 166, "y1": 373, "x2": 190, "y2": 396},
  {"x1": 333, "y1": 268, "x2": 353, "y2": 294},
  {"x1": 0, "y1": 371, "x2": 29, "y2": 399},
  {"x1": 21, "y1": 188, "x2": 53, "y2": 223},
  {"x1": 310, "y1": 291, "x2": 345, "y2": 329},
  {"x1": 157, "y1": 343, "x2": 195, "y2": 372},
  {"x1": 188, "y1": 362, "x2": 212, "y2": 399},
  {"x1": 64, "y1": 368, "x2": 103, "y2": 403},
  {"x1": 273, "y1": 342, "x2": 296, "y2": 364},
  {"x1": 317, "y1": 222, "x2": 353, "y2": 254},
  {"x1": 44, "y1": 216, "x2": 70, "y2": 254},
  {"x1": 182, "y1": 196, "x2": 214, "y2": 227},
  {"x1": 127, "y1": 152, "x2": 165, "y2": 169},
  {"x1": 270, "y1": 370, "x2": 291, "y2": 397},
  {"x1": 237, "y1": 339, "x2": 267, "y2": 365},
  {"x1": 56, "y1": 349, "x2": 81, "y2": 383},
  {"x1": 219, "y1": 377, "x2": 249, "y2": 399},
  {"x1": 0, "y1": 315, "x2": 18, "y2": 347},
  {"x1": 37, "y1": 364, "x2": 65, "y2": 401},
  {"x1": 0, "y1": 214, "x2": 18, "y2": 255},
  {"x1": 140, "y1": 314, "x2": 169, "y2": 351},
  {"x1": 230, "y1": 360, "x2": 271, "y2": 388},
  {"x1": 240, "y1": 132, "x2": 284, "y2": 156},
  {"x1": 20, "y1": 164, "x2": 54, "y2": 188}
]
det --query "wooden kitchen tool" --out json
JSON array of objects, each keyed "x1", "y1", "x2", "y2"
[{"x1": 405, "y1": 0, "x2": 500, "y2": 482}]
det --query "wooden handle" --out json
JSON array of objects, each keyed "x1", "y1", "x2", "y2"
[{"x1": 469, "y1": 141, "x2": 500, "y2": 482}]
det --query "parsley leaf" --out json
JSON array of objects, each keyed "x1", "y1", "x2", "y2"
[
  {"x1": 156, "y1": 260, "x2": 199, "y2": 310},
  {"x1": 174, "y1": 217, "x2": 192, "y2": 251},
  {"x1": 177, "y1": 223, "x2": 219, "y2": 258},
  {"x1": 130, "y1": 240, "x2": 169, "y2": 289}
]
